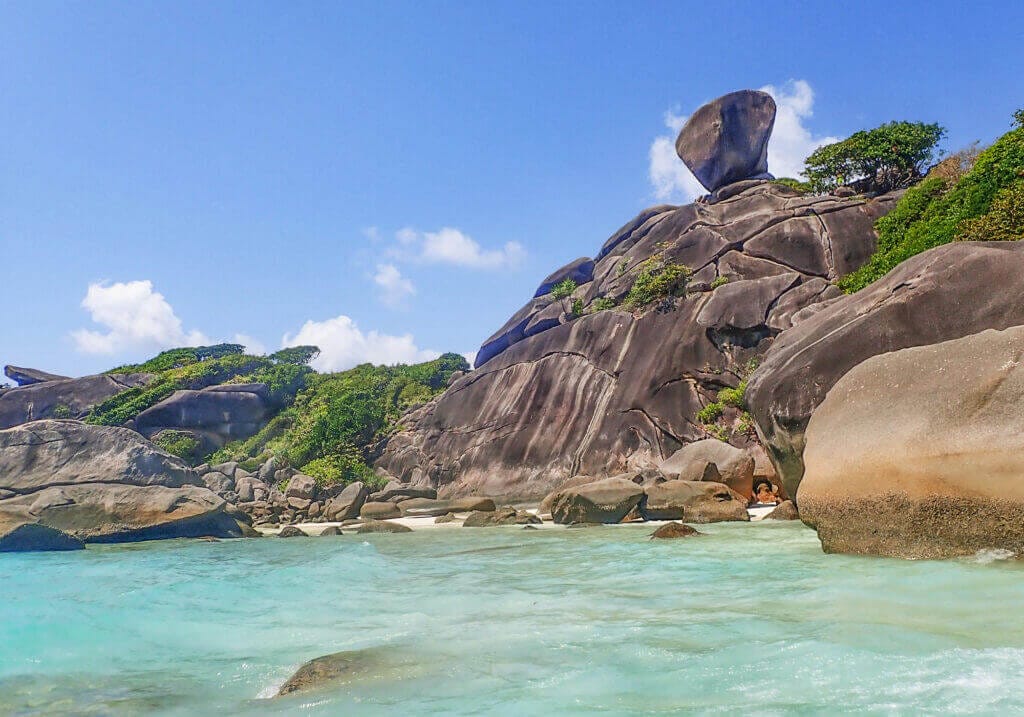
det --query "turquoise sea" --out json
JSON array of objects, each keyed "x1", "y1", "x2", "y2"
[{"x1": 3, "y1": 522, "x2": 1024, "y2": 715}]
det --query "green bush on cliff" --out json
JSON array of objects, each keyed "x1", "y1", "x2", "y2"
[
  {"x1": 839, "y1": 114, "x2": 1024, "y2": 292},
  {"x1": 589, "y1": 296, "x2": 617, "y2": 312},
  {"x1": 804, "y1": 121, "x2": 945, "y2": 194},
  {"x1": 210, "y1": 353, "x2": 468, "y2": 488},
  {"x1": 717, "y1": 380, "x2": 747, "y2": 409},
  {"x1": 85, "y1": 352, "x2": 314, "y2": 426},
  {"x1": 696, "y1": 402, "x2": 724, "y2": 424},
  {"x1": 153, "y1": 430, "x2": 201, "y2": 463},
  {"x1": 624, "y1": 258, "x2": 691, "y2": 309},
  {"x1": 549, "y1": 278, "x2": 577, "y2": 300},
  {"x1": 106, "y1": 343, "x2": 246, "y2": 374}
]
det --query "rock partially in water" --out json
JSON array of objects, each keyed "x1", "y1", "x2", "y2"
[
  {"x1": 748, "y1": 241, "x2": 1024, "y2": 500},
  {"x1": 0, "y1": 420, "x2": 240, "y2": 542},
  {"x1": 318, "y1": 526, "x2": 342, "y2": 536},
  {"x1": 641, "y1": 480, "x2": 749, "y2": 523},
  {"x1": 649, "y1": 522, "x2": 702, "y2": 539},
  {"x1": 276, "y1": 648, "x2": 390, "y2": 697},
  {"x1": 0, "y1": 522, "x2": 85, "y2": 552},
  {"x1": 800, "y1": 326, "x2": 1024, "y2": 559},
  {"x1": 674, "y1": 90, "x2": 776, "y2": 193},
  {"x1": 549, "y1": 477, "x2": 645, "y2": 524}
]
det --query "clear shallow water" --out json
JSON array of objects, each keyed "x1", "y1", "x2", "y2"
[{"x1": 3, "y1": 522, "x2": 1024, "y2": 715}]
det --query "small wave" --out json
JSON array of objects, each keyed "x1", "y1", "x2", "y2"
[{"x1": 969, "y1": 548, "x2": 1016, "y2": 564}]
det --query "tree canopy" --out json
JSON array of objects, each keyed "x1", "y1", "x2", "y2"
[{"x1": 804, "y1": 121, "x2": 946, "y2": 194}]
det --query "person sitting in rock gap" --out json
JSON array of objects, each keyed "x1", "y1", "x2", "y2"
[{"x1": 749, "y1": 478, "x2": 780, "y2": 507}]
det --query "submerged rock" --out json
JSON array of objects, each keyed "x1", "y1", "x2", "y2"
[
  {"x1": 276, "y1": 648, "x2": 388, "y2": 697},
  {"x1": 799, "y1": 326, "x2": 1024, "y2": 559},
  {"x1": 649, "y1": 522, "x2": 702, "y2": 539}
]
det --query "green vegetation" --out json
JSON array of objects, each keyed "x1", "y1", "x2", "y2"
[
  {"x1": 696, "y1": 402, "x2": 724, "y2": 425},
  {"x1": 716, "y1": 380, "x2": 747, "y2": 409},
  {"x1": 51, "y1": 403, "x2": 73, "y2": 419},
  {"x1": 571, "y1": 298, "x2": 584, "y2": 316},
  {"x1": 210, "y1": 353, "x2": 468, "y2": 488},
  {"x1": 623, "y1": 258, "x2": 691, "y2": 309},
  {"x1": 153, "y1": 430, "x2": 201, "y2": 463},
  {"x1": 590, "y1": 296, "x2": 617, "y2": 312},
  {"x1": 106, "y1": 343, "x2": 246, "y2": 374},
  {"x1": 549, "y1": 278, "x2": 577, "y2": 300},
  {"x1": 710, "y1": 275, "x2": 729, "y2": 289},
  {"x1": 839, "y1": 114, "x2": 1024, "y2": 292},
  {"x1": 771, "y1": 177, "x2": 812, "y2": 194},
  {"x1": 268, "y1": 345, "x2": 320, "y2": 366},
  {"x1": 804, "y1": 121, "x2": 945, "y2": 194}
]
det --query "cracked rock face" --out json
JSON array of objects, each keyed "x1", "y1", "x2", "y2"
[
  {"x1": 799, "y1": 325, "x2": 1024, "y2": 559},
  {"x1": 675, "y1": 90, "x2": 776, "y2": 193},
  {"x1": 747, "y1": 241, "x2": 1024, "y2": 501},
  {"x1": 0, "y1": 372, "x2": 156, "y2": 429},
  {"x1": 376, "y1": 182, "x2": 899, "y2": 500},
  {"x1": 0, "y1": 420, "x2": 240, "y2": 543}
]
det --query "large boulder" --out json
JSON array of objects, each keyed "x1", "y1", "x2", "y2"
[
  {"x1": 674, "y1": 90, "x2": 776, "y2": 193},
  {"x1": 641, "y1": 480, "x2": 749, "y2": 523},
  {"x1": 533, "y1": 257, "x2": 596, "y2": 298},
  {"x1": 549, "y1": 477, "x2": 644, "y2": 524},
  {"x1": 132, "y1": 384, "x2": 272, "y2": 453},
  {"x1": 0, "y1": 420, "x2": 240, "y2": 542},
  {"x1": 377, "y1": 181, "x2": 899, "y2": 501},
  {"x1": 359, "y1": 502, "x2": 402, "y2": 520},
  {"x1": 658, "y1": 439, "x2": 755, "y2": 497},
  {"x1": 323, "y1": 481, "x2": 369, "y2": 521},
  {"x1": 747, "y1": 241, "x2": 1024, "y2": 500},
  {"x1": 369, "y1": 481, "x2": 437, "y2": 503},
  {"x1": 798, "y1": 326, "x2": 1024, "y2": 559},
  {"x1": 285, "y1": 474, "x2": 317, "y2": 500},
  {"x1": 4, "y1": 365, "x2": 70, "y2": 386},
  {"x1": 463, "y1": 507, "x2": 541, "y2": 527},
  {"x1": 0, "y1": 372, "x2": 154, "y2": 428}
]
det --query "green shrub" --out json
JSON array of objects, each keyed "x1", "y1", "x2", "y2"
[
  {"x1": 955, "y1": 181, "x2": 1024, "y2": 242},
  {"x1": 549, "y1": 278, "x2": 577, "y2": 300},
  {"x1": 696, "y1": 402, "x2": 724, "y2": 425},
  {"x1": 590, "y1": 296, "x2": 617, "y2": 312},
  {"x1": 571, "y1": 298, "x2": 584, "y2": 316},
  {"x1": 804, "y1": 121, "x2": 945, "y2": 194},
  {"x1": 209, "y1": 353, "x2": 468, "y2": 488},
  {"x1": 839, "y1": 116, "x2": 1024, "y2": 292},
  {"x1": 717, "y1": 380, "x2": 747, "y2": 409},
  {"x1": 106, "y1": 343, "x2": 245, "y2": 374},
  {"x1": 772, "y1": 177, "x2": 812, "y2": 194},
  {"x1": 51, "y1": 403, "x2": 73, "y2": 419},
  {"x1": 269, "y1": 345, "x2": 321, "y2": 365},
  {"x1": 623, "y1": 258, "x2": 691, "y2": 309},
  {"x1": 153, "y1": 430, "x2": 201, "y2": 463},
  {"x1": 704, "y1": 424, "x2": 729, "y2": 441},
  {"x1": 710, "y1": 276, "x2": 729, "y2": 289}
]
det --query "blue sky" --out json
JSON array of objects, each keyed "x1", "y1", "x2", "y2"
[{"x1": 2, "y1": 1, "x2": 1022, "y2": 381}]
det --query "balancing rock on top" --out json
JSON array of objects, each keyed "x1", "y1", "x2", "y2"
[{"x1": 675, "y1": 90, "x2": 776, "y2": 193}]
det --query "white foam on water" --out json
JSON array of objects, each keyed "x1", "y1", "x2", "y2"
[{"x1": 969, "y1": 548, "x2": 1016, "y2": 564}]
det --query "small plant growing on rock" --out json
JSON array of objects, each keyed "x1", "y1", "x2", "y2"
[
  {"x1": 623, "y1": 258, "x2": 691, "y2": 309},
  {"x1": 549, "y1": 278, "x2": 577, "y2": 300},
  {"x1": 710, "y1": 276, "x2": 729, "y2": 289},
  {"x1": 51, "y1": 403, "x2": 73, "y2": 419},
  {"x1": 590, "y1": 296, "x2": 617, "y2": 312},
  {"x1": 696, "y1": 402, "x2": 724, "y2": 425},
  {"x1": 717, "y1": 380, "x2": 747, "y2": 409},
  {"x1": 153, "y1": 430, "x2": 201, "y2": 463},
  {"x1": 571, "y1": 298, "x2": 584, "y2": 316}
]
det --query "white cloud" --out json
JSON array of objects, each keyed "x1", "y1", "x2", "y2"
[
  {"x1": 648, "y1": 80, "x2": 839, "y2": 202},
  {"x1": 71, "y1": 280, "x2": 209, "y2": 355},
  {"x1": 759, "y1": 80, "x2": 840, "y2": 180},
  {"x1": 281, "y1": 314, "x2": 440, "y2": 372},
  {"x1": 373, "y1": 263, "x2": 416, "y2": 308},
  {"x1": 233, "y1": 333, "x2": 267, "y2": 356},
  {"x1": 388, "y1": 227, "x2": 525, "y2": 270}
]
